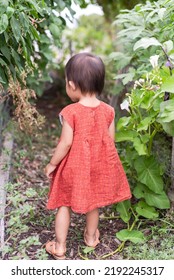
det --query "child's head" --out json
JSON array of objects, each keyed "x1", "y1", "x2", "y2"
[{"x1": 65, "y1": 53, "x2": 105, "y2": 96}]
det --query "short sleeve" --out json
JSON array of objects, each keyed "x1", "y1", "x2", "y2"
[
  {"x1": 108, "y1": 107, "x2": 115, "y2": 126},
  {"x1": 59, "y1": 105, "x2": 74, "y2": 130}
]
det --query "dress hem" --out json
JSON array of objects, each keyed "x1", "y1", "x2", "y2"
[{"x1": 46, "y1": 194, "x2": 132, "y2": 214}]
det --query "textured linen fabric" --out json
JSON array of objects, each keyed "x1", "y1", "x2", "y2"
[{"x1": 47, "y1": 101, "x2": 131, "y2": 213}]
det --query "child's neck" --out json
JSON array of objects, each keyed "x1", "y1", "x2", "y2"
[{"x1": 78, "y1": 94, "x2": 100, "y2": 107}]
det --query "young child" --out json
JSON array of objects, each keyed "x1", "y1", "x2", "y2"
[{"x1": 44, "y1": 53, "x2": 131, "y2": 259}]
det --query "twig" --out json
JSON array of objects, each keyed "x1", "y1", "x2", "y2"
[
  {"x1": 5, "y1": 201, "x2": 12, "y2": 209},
  {"x1": 29, "y1": 16, "x2": 45, "y2": 25},
  {"x1": 4, "y1": 234, "x2": 15, "y2": 245}
]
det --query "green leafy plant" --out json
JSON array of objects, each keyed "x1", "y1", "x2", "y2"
[
  {"x1": 111, "y1": 0, "x2": 174, "y2": 93},
  {"x1": 114, "y1": 63, "x2": 173, "y2": 244},
  {"x1": 0, "y1": 0, "x2": 87, "y2": 92},
  {"x1": 123, "y1": 210, "x2": 174, "y2": 260},
  {"x1": 0, "y1": 0, "x2": 87, "y2": 133},
  {"x1": 2, "y1": 182, "x2": 47, "y2": 260},
  {"x1": 109, "y1": 0, "x2": 174, "y2": 247}
]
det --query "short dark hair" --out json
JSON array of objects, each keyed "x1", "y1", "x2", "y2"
[{"x1": 65, "y1": 53, "x2": 105, "y2": 95}]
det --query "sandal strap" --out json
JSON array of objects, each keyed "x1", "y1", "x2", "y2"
[
  {"x1": 45, "y1": 240, "x2": 66, "y2": 257},
  {"x1": 84, "y1": 228, "x2": 100, "y2": 248}
]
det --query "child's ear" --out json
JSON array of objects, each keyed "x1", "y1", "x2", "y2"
[{"x1": 68, "y1": 81, "x2": 76, "y2": 91}]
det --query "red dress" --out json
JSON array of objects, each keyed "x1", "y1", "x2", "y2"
[{"x1": 47, "y1": 101, "x2": 131, "y2": 213}]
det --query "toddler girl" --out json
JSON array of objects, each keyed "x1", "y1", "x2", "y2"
[{"x1": 44, "y1": 53, "x2": 131, "y2": 259}]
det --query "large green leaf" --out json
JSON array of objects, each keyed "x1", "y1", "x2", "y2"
[
  {"x1": 133, "y1": 37, "x2": 162, "y2": 51},
  {"x1": 140, "y1": 134, "x2": 150, "y2": 144},
  {"x1": 29, "y1": 25, "x2": 40, "y2": 40},
  {"x1": 20, "y1": 37, "x2": 29, "y2": 63},
  {"x1": 146, "y1": 191, "x2": 170, "y2": 209},
  {"x1": 140, "y1": 91, "x2": 155, "y2": 110},
  {"x1": 160, "y1": 99, "x2": 174, "y2": 112},
  {"x1": 161, "y1": 76, "x2": 174, "y2": 93},
  {"x1": 109, "y1": 52, "x2": 132, "y2": 69},
  {"x1": 10, "y1": 16, "x2": 21, "y2": 42},
  {"x1": 0, "y1": 57, "x2": 7, "y2": 67},
  {"x1": 135, "y1": 200, "x2": 159, "y2": 219},
  {"x1": 163, "y1": 40, "x2": 173, "y2": 53},
  {"x1": 133, "y1": 183, "x2": 148, "y2": 199},
  {"x1": 134, "y1": 156, "x2": 164, "y2": 193},
  {"x1": 6, "y1": 7, "x2": 15, "y2": 18},
  {"x1": 132, "y1": 137, "x2": 147, "y2": 155},
  {"x1": 25, "y1": 0, "x2": 43, "y2": 14},
  {"x1": 50, "y1": 23, "x2": 61, "y2": 39},
  {"x1": 114, "y1": 68, "x2": 135, "y2": 85},
  {"x1": 0, "y1": 14, "x2": 8, "y2": 34},
  {"x1": 133, "y1": 183, "x2": 170, "y2": 209},
  {"x1": 116, "y1": 130, "x2": 138, "y2": 142},
  {"x1": 137, "y1": 117, "x2": 153, "y2": 132},
  {"x1": 117, "y1": 117, "x2": 131, "y2": 130},
  {"x1": 0, "y1": 45, "x2": 11, "y2": 62},
  {"x1": 116, "y1": 200, "x2": 131, "y2": 223},
  {"x1": 0, "y1": 67, "x2": 8, "y2": 84},
  {"x1": 118, "y1": 26, "x2": 144, "y2": 40},
  {"x1": 0, "y1": 0, "x2": 9, "y2": 15},
  {"x1": 19, "y1": 12, "x2": 30, "y2": 35},
  {"x1": 116, "y1": 229, "x2": 145, "y2": 244},
  {"x1": 11, "y1": 49, "x2": 22, "y2": 71},
  {"x1": 158, "y1": 100, "x2": 174, "y2": 122},
  {"x1": 159, "y1": 121, "x2": 174, "y2": 137}
]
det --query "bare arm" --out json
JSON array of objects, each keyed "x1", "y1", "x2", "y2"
[
  {"x1": 108, "y1": 119, "x2": 115, "y2": 141},
  {"x1": 45, "y1": 119, "x2": 73, "y2": 178}
]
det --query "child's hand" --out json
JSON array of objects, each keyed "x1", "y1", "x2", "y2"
[{"x1": 44, "y1": 163, "x2": 57, "y2": 179}]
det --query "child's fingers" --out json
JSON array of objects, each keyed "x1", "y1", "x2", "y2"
[
  {"x1": 45, "y1": 170, "x2": 53, "y2": 179},
  {"x1": 48, "y1": 173, "x2": 53, "y2": 179},
  {"x1": 44, "y1": 169, "x2": 51, "y2": 179},
  {"x1": 44, "y1": 165, "x2": 55, "y2": 179},
  {"x1": 46, "y1": 173, "x2": 52, "y2": 179}
]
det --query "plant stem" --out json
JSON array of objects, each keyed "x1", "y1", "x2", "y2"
[
  {"x1": 161, "y1": 46, "x2": 172, "y2": 76},
  {"x1": 101, "y1": 241, "x2": 125, "y2": 259},
  {"x1": 130, "y1": 207, "x2": 138, "y2": 221},
  {"x1": 159, "y1": 219, "x2": 174, "y2": 228},
  {"x1": 100, "y1": 215, "x2": 120, "y2": 220},
  {"x1": 101, "y1": 213, "x2": 139, "y2": 259},
  {"x1": 148, "y1": 129, "x2": 157, "y2": 155}
]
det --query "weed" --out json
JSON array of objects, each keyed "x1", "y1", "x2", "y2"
[
  {"x1": 123, "y1": 216, "x2": 174, "y2": 260},
  {"x1": 2, "y1": 182, "x2": 44, "y2": 259}
]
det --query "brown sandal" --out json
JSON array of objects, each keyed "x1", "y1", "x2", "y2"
[
  {"x1": 45, "y1": 240, "x2": 66, "y2": 260},
  {"x1": 84, "y1": 228, "x2": 100, "y2": 248}
]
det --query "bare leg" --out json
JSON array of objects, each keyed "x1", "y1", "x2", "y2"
[
  {"x1": 85, "y1": 208, "x2": 99, "y2": 245},
  {"x1": 55, "y1": 206, "x2": 71, "y2": 253}
]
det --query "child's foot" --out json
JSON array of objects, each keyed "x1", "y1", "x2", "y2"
[
  {"x1": 45, "y1": 240, "x2": 66, "y2": 260},
  {"x1": 84, "y1": 228, "x2": 100, "y2": 248}
]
